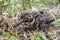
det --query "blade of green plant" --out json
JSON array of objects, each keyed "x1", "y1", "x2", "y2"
[
  {"x1": 36, "y1": 33, "x2": 47, "y2": 40},
  {"x1": 0, "y1": 0, "x2": 4, "y2": 7},
  {"x1": 8, "y1": 5, "x2": 12, "y2": 17},
  {"x1": 7, "y1": 0, "x2": 11, "y2": 5},
  {"x1": 36, "y1": 33, "x2": 44, "y2": 40},
  {"x1": 53, "y1": 19, "x2": 60, "y2": 26},
  {"x1": 36, "y1": 36, "x2": 42, "y2": 40},
  {"x1": 0, "y1": 1, "x2": 3, "y2": 6},
  {"x1": 41, "y1": 0, "x2": 48, "y2": 4},
  {"x1": 3, "y1": 32, "x2": 12, "y2": 38},
  {"x1": 0, "y1": 35, "x2": 2, "y2": 38},
  {"x1": 7, "y1": 0, "x2": 16, "y2": 16},
  {"x1": 33, "y1": 0, "x2": 40, "y2": 2},
  {"x1": 32, "y1": 6, "x2": 45, "y2": 12},
  {"x1": 5, "y1": 1, "x2": 39, "y2": 6},
  {"x1": 3, "y1": 32, "x2": 18, "y2": 40},
  {"x1": 0, "y1": 1, "x2": 4, "y2": 15},
  {"x1": 39, "y1": 34, "x2": 44, "y2": 40},
  {"x1": 37, "y1": 6, "x2": 45, "y2": 12},
  {"x1": 7, "y1": 0, "x2": 12, "y2": 16},
  {"x1": 10, "y1": 36, "x2": 18, "y2": 40},
  {"x1": 13, "y1": 1, "x2": 17, "y2": 15},
  {"x1": 39, "y1": 33, "x2": 47, "y2": 40},
  {"x1": 32, "y1": 7, "x2": 38, "y2": 12}
]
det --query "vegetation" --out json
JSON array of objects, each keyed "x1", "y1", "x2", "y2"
[{"x1": 0, "y1": 0, "x2": 60, "y2": 40}]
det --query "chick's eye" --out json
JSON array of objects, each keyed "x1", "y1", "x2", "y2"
[{"x1": 40, "y1": 11, "x2": 44, "y2": 14}]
